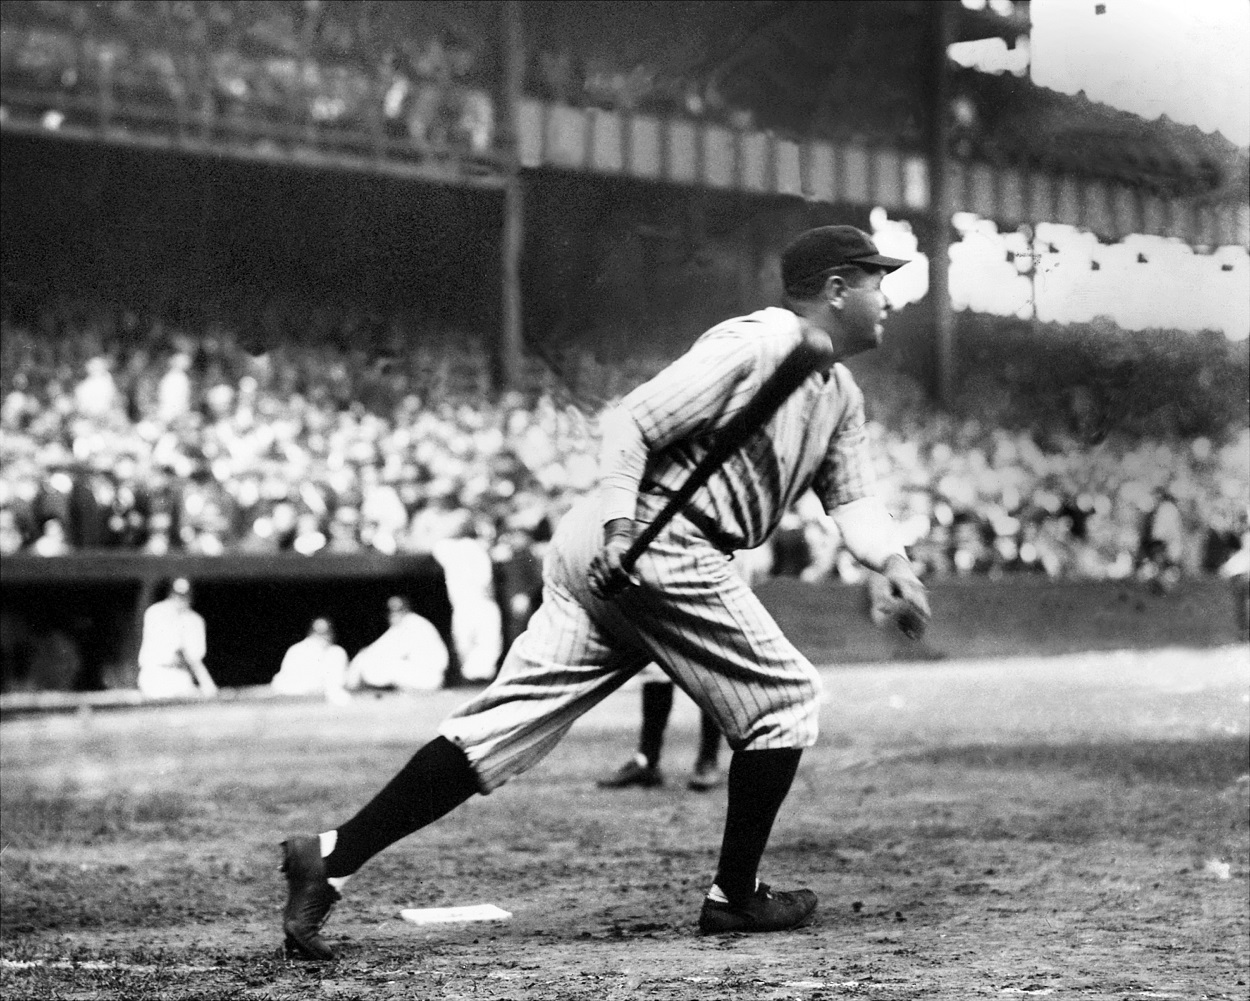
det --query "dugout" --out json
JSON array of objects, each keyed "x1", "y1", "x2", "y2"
[{"x1": 0, "y1": 553, "x2": 459, "y2": 692}]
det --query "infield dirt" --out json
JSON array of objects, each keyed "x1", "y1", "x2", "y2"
[{"x1": 2, "y1": 646, "x2": 1247, "y2": 1000}]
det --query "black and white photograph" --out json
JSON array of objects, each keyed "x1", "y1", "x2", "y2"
[{"x1": 1, "y1": 1, "x2": 1247, "y2": 998}]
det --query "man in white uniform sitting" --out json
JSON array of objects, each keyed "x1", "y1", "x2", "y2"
[
  {"x1": 272, "y1": 617, "x2": 351, "y2": 704},
  {"x1": 136, "y1": 578, "x2": 217, "y2": 699},
  {"x1": 346, "y1": 596, "x2": 449, "y2": 692}
]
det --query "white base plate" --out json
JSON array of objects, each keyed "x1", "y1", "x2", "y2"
[{"x1": 400, "y1": 904, "x2": 513, "y2": 925}]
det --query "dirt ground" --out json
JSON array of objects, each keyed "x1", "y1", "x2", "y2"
[{"x1": 1, "y1": 646, "x2": 1247, "y2": 1000}]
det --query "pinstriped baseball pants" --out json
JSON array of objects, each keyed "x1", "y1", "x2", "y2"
[{"x1": 439, "y1": 494, "x2": 822, "y2": 793}]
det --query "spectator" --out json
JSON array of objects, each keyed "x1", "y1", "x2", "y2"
[
  {"x1": 31, "y1": 517, "x2": 71, "y2": 556},
  {"x1": 74, "y1": 356, "x2": 120, "y2": 420},
  {"x1": 1137, "y1": 487, "x2": 1186, "y2": 591},
  {"x1": 0, "y1": 508, "x2": 25, "y2": 555},
  {"x1": 157, "y1": 352, "x2": 194, "y2": 425},
  {"x1": 272, "y1": 617, "x2": 351, "y2": 704},
  {"x1": 358, "y1": 465, "x2": 407, "y2": 555},
  {"x1": 136, "y1": 577, "x2": 217, "y2": 699},
  {"x1": 325, "y1": 507, "x2": 363, "y2": 552},
  {"x1": 345, "y1": 595, "x2": 449, "y2": 692}
]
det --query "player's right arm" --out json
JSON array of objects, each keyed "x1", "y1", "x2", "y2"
[{"x1": 812, "y1": 371, "x2": 929, "y2": 638}]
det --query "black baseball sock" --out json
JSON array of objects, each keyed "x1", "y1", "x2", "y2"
[
  {"x1": 712, "y1": 747, "x2": 802, "y2": 905},
  {"x1": 696, "y1": 709, "x2": 722, "y2": 768},
  {"x1": 638, "y1": 681, "x2": 674, "y2": 768},
  {"x1": 323, "y1": 736, "x2": 480, "y2": 879}
]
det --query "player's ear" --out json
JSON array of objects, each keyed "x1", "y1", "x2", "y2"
[{"x1": 822, "y1": 273, "x2": 847, "y2": 309}]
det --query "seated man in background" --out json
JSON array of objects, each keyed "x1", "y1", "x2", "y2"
[
  {"x1": 272, "y1": 616, "x2": 351, "y2": 705},
  {"x1": 345, "y1": 596, "x2": 449, "y2": 692},
  {"x1": 136, "y1": 577, "x2": 218, "y2": 699}
]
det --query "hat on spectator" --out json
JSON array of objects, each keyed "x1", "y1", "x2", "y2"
[{"x1": 781, "y1": 226, "x2": 909, "y2": 292}]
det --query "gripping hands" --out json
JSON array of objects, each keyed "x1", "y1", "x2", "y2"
[
  {"x1": 871, "y1": 555, "x2": 932, "y2": 641},
  {"x1": 588, "y1": 518, "x2": 640, "y2": 600}
]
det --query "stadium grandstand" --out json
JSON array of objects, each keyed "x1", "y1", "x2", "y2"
[{"x1": 1, "y1": 1, "x2": 1246, "y2": 695}]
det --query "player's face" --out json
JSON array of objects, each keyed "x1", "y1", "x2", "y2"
[{"x1": 840, "y1": 269, "x2": 891, "y2": 349}]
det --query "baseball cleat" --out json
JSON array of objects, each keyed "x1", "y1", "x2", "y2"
[
  {"x1": 698, "y1": 882, "x2": 818, "y2": 934},
  {"x1": 687, "y1": 760, "x2": 724, "y2": 791},
  {"x1": 281, "y1": 835, "x2": 340, "y2": 960},
  {"x1": 596, "y1": 756, "x2": 663, "y2": 789}
]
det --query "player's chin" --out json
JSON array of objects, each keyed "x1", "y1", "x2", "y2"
[{"x1": 853, "y1": 325, "x2": 885, "y2": 351}]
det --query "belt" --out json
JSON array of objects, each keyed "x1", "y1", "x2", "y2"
[{"x1": 639, "y1": 481, "x2": 740, "y2": 555}]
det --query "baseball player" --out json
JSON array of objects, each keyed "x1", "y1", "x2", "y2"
[
  {"x1": 271, "y1": 616, "x2": 351, "y2": 705},
  {"x1": 597, "y1": 666, "x2": 726, "y2": 791},
  {"x1": 279, "y1": 225, "x2": 931, "y2": 959},
  {"x1": 136, "y1": 577, "x2": 217, "y2": 699},
  {"x1": 344, "y1": 596, "x2": 449, "y2": 692}
]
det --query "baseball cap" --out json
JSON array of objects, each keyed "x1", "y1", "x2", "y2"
[{"x1": 781, "y1": 226, "x2": 909, "y2": 291}]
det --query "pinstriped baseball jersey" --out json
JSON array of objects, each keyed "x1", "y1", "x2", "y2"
[
  {"x1": 436, "y1": 305, "x2": 876, "y2": 793},
  {"x1": 626, "y1": 306, "x2": 876, "y2": 553}
]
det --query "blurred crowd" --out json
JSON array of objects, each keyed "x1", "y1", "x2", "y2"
[
  {"x1": 0, "y1": 1, "x2": 728, "y2": 156},
  {"x1": 2, "y1": 304, "x2": 1246, "y2": 586},
  {"x1": 0, "y1": 1, "x2": 785, "y2": 158},
  {"x1": 3, "y1": 1, "x2": 497, "y2": 155}
]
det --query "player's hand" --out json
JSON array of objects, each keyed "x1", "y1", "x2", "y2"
[
  {"x1": 588, "y1": 518, "x2": 639, "y2": 600},
  {"x1": 881, "y1": 555, "x2": 931, "y2": 640}
]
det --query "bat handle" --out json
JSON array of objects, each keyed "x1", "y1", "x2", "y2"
[{"x1": 620, "y1": 519, "x2": 663, "y2": 575}]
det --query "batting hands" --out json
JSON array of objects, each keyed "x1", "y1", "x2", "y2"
[
  {"x1": 588, "y1": 518, "x2": 640, "y2": 600},
  {"x1": 871, "y1": 555, "x2": 932, "y2": 641}
]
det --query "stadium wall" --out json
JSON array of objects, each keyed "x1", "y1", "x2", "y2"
[{"x1": 1, "y1": 558, "x2": 1244, "y2": 695}]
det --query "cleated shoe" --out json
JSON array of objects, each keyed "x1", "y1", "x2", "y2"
[
  {"x1": 698, "y1": 882, "x2": 818, "y2": 934},
  {"x1": 687, "y1": 760, "x2": 724, "y2": 792},
  {"x1": 281, "y1": 835, "x2": 340, "y2": 960},
  {"x1": 596, "y1": 755, "x2": 663, "y2": 789}
]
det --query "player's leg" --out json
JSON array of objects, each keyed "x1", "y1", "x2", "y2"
[
  {"x1": 619, "y1": 519, "x2": 821, "y2": 932},
  {"x1": 598, "y1": 665, "x2": 672, "y2": 788},
  {"x1": 281, "y1": 515, "x2": 649, "y2": 959}
]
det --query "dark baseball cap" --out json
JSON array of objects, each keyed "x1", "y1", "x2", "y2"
[{"x1": 781, "y1": 226, "x2": 909, "y2": 291}]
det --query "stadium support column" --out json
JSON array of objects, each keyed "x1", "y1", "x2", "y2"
[
  {"x1": 927, "y1": 0, "x2": 956, "y2": 408},
  {"x1": 497, "y1": 0, "x2": 526, "y2": 394}
]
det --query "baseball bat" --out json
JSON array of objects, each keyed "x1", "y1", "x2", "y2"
[{"x1": 620, "y1": 329, "x2": 837, "y2": 573}]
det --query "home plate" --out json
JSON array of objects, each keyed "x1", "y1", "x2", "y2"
[{"x1": 400, "y1": 904, "x2": 513, "y2": 925}]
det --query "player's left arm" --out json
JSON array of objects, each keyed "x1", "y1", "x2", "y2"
[{"x1": 182, "y1": 615, "x2": 218, "y2": 696}]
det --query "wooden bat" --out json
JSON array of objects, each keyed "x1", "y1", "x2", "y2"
[{"x1": 620, "y1": 329, "x2": 837, "y2": 573}]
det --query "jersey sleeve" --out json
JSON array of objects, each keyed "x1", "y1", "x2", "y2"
[
  {"x1": 811, "y1": 366, "x2": 877, "y2": 509},
  {"x1": 620, "y1": 326, "x2": 763, "y2": 451}
]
